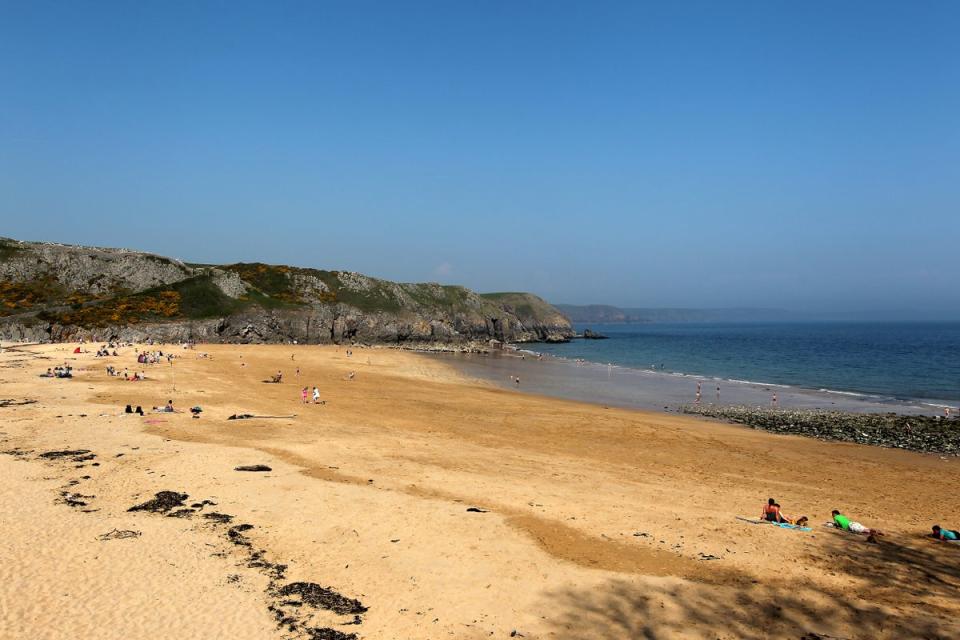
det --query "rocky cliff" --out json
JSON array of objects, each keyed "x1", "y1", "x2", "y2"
[{"x1": 0, "y1": 238, "x2": 573, "y2": 346}]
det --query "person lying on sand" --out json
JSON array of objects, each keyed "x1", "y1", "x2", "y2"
[
  {"x1": 931, "y1": 525, "x2": 960, "y2": 541},
  {"x1": 153, "y1": 400, "x2": 177, "y2": 413},
  {"x1": 832, "y1": 510, "x2": 884, "y2": 542},
  {"x1": 762, "y1": 498, "x2": 791, "y2": 524}
]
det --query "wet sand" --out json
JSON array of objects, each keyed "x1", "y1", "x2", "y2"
[
  {"x1": 431, "y1": 349, "x2": 954, "y2": 415},
  {"x1": 1, "y1": 342, "x2": 959, "y2": 639}
]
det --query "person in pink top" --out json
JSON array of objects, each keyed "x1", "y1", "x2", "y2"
[{"x1": 301, "y1": 387, "x2": 309, "y2": 404}]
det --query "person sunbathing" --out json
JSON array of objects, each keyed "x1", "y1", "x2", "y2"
[
  {"x1": 832, "y1": 510, "x2": 884, "y2": 542},
  {"x1": 762, "y1": 498, "x2": 791, "y2": 524},
  {"x1": 931, "y1": 525, "x2": 960, "y2": 541}
]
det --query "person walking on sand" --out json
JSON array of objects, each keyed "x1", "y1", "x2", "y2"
[
  {"x1": 301, "y1": 387, "x2": 309, "y2": 404},
  {"x1": 771, "y1": 392, "x2": 778, "y2": 408},
  {"x1": 312, "y1": 386, "x2": 321, "y2": 404}
]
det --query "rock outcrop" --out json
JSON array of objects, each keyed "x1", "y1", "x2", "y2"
[
  {"x1": 581, "y1": 328, "x2": 609, "y2": 339},
  {"x1": 0, "y1": 237, "x2": 573, "y2": 346}
]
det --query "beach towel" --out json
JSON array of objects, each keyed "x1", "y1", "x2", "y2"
[{"x1": 737, "y1": 516, "x2": 812, "y2": 532}]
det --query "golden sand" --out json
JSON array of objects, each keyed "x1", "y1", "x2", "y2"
[{"x1": 1, "y1": 342, "x2": 958, "y2": 639}]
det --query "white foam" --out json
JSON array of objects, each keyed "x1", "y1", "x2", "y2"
[
  {"x1": 817, "y1": 389, "x2": 862, "y2": 397},
  {"x1": 727, "y1": 378, "x2": 791, "y2": 388}
]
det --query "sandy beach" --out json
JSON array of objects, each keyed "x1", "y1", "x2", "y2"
[{"x1": 2, "y1": 342, "x2": 959, "y2": 640}]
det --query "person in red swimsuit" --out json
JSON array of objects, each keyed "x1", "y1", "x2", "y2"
[{"x1": 761, "y1": 498, "x2": 791, "y2": 523}]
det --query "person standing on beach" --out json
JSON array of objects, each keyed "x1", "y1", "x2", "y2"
[
  {"x1": 312, "y1": 386, "x2": 321, "y2": 404},
  {"x1": 301, "y1": 387, "x2": 309, "y2": 404},
  {"x1": 771, "y1": 392, "x2": 778, "y2": 408}
]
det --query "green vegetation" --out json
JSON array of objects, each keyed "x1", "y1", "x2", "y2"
[
  {"x1": 480, "y1": 292, "x2": 551, "y2": 319},
  {"x1": 403, "y1": 284, "x2": 471, "y2": 310},
  {"x1": 0, "y1": 274, "x2": 66, "y2": 316},
  {"x1": 37, "y1": 275, "x2": 246, "y2": 326},
  {"x1": 225, "y1": 262, "x2": 409, "y2": 312},
  {"x1": 0, "y1": 239, "x2": 569, "y2": 337},
  {"x1": 41, "y1": 289, "x2": 181, "y2": 327},
  {"x1": 328, "y1": 278, "x2": 401, "y2": 312},
  {"x1": 168, "y1": 275, "x2": 245, "y2": 318},
  {"x1": 224, "y1": 263, "x2": 300, "y2": 301}
]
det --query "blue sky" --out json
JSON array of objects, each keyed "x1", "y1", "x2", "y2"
[{"x1": 1, "y1": 2, "x2": 958, "y2": 315}]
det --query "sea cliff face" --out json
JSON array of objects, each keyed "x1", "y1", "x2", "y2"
[{"x1": 0, "y1": 238, "x2": 573, "y2": 346}]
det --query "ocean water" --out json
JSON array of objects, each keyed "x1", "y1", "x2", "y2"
[{"x1": 530, "y1": 322, "x2": 960, "y2": 404}]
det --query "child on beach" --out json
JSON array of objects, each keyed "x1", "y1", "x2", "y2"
[
  {"x1": 930, "y1": 525, "x2": 960, "y2": 541},
  {"x1": 301, "y1": 387, "x2": 309, "y2": 404},
  {"x1": 312, "y1": 386, "x2": 321, "y2": 404}
]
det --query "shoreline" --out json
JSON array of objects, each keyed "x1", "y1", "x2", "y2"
[
  {"x1": 428, "y1": 346, "x2": 958, "y2": 417},
  {"x1": 3, "y1": 342, "x2": 959, "y2": 639}
]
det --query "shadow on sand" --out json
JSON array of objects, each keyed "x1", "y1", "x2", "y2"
[{"x1": 543, "y1": 532, "x2": 960, "y2": 640}]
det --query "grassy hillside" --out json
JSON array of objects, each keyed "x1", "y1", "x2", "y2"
[
  {"x1": 36, "y1": 275, "x2": 249, "y2": 327},
  {"x1": 480, "y1": 292, "x2": 562, "y2": 320},
  {"x1": 0, "y1": 238, "x2": 573, "y2": 342}
]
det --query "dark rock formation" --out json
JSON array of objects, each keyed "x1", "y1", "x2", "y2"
[
  {"x1": 0, "y1": 237, "x2": 573, "y2": 346},
  {"x1": 581, "y1": 328, "x2": 609, "y2": 339},
  {"x1": 682, "y1": 405, "x2": 960, "y2": 454}
]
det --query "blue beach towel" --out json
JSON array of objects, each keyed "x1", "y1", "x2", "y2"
[{"x1": 736, "y1": 516, "x2": 812, "y2": 532}]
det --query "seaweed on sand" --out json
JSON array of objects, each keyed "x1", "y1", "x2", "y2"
[
  {"x1": 128, "y1": 491, "x2": 188, "y2": 513},
  {"x1": 276, "y1": 582, "x2": 368, "y2": 616}
]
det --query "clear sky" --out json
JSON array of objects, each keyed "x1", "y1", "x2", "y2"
[{"x1": 1, "y1": 2, "x2": 958, "y2": 315}]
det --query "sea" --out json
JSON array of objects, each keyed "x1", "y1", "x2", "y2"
[{"x1": 429, "y1": 322, "x2": 960, "y2": 415}]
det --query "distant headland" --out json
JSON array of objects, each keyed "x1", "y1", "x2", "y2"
[{"x1": 0, "y1": 237, "x2": 572, "y2": 346}]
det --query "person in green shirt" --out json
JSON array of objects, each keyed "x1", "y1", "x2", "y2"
[{"x1": 832, "y1": 509, "x2": 884, "y2": 542}]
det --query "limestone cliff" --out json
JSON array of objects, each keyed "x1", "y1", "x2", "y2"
[{"x1": 0, "y1": 238, "x2": 573, "y2": 345}]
